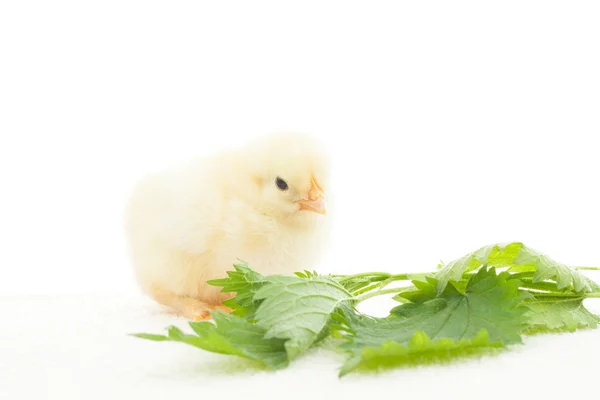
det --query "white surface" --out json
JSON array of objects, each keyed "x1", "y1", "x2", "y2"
[{"x1": 1, "y1": 294, "x2": 599, "y2": 400}]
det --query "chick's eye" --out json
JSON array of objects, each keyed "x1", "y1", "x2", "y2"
[{"x1": 275, "y1": 177, "x2": 289, "y2": 191}]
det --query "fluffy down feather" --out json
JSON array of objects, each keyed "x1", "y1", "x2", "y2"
[{"x1": 124, "y1": 133, "x2": 332, "y2": 319}]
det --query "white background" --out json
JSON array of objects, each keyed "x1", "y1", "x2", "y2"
[{"x1": 1, "y1": 1, "x2": 599, "y2": 399}]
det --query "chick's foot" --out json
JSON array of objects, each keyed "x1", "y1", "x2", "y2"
[{"x1": 188, "y1": 304, "x2": 233, "y2": 321}]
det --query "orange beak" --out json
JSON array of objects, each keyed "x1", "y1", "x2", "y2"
[{"x1": 297, "y1": 176, "x2": 326, "y2": 215}]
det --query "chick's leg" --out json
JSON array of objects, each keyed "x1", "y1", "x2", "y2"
[{"x1": 150, "y1": 287, "x2": 230, "y2": 321}]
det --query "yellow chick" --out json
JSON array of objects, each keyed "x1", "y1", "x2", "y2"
[{"x1": 124, "y1": 133, "x2": 331, "y2": 320}]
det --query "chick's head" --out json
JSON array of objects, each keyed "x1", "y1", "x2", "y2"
[{"x1": 244, "y1": 133, "x2": 331, "y2": 223}]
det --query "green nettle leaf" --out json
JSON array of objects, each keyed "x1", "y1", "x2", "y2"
[
  {"x1": 391, "y1": 279, "x2": 438, "y2": 304},
  {"x1": 253, "y1": 275, "x2": 353, "y2": 360},
  {"x1": 436, "y1": 243, "x2": 523, "y2": 294},
  {"x1": 487, "y1": 242, "x2": 524, "y2": 266},
  {"x1": 435, "y1": 245, "x2": 494, "y2": 293},
  {"x1": 435, "y1": 242, "x2": 597, "y2": 295},
  {"x1": 132, "y1": 333, "x2": 170, "y2": 341},
  {"x1": 510, "y1": 245, "x2": 599, "y2": 293},
  {"x1": 338, "y1": 268, "x2": 529, "y2": 375},
  {"x1": 132, "y1": 311, "x2": 288, "y2": 370},
  {"x1": 392, "y1": 267, "x2": 530, "y2": 344},
  {"x1": 524, "y1": 298, "x2": 600, "y2": 333},
  {"x1": 207, "y1": 262, "x2": 269, "y2": 317},
  {"x1": 293, "y1": 270, "x2": 319, "y2": 278},
  {"x1": 339, "y1": 330, "x2": 495, "y2": 376},
  {"x1": 133, "y1": 244, "x2": 600, "y2": 377}
]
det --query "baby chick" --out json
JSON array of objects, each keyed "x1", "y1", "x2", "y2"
[{"x1": 125, "y1": 133, "x2": 331, "y2": 320}]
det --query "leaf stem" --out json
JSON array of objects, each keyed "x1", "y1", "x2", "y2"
[
  {"x1": 388, "y1": 273, "x2": 430, "y2": 282},
  {"x1": 575, "y1": 266, "x2": 600, "y2": 271},
  {"x1": 507, "y1": 272, "x2": 535, "y2": 280},
  {"x1": 518, "y1": 281, "x2": 565, "y2": 292},
  {"x1": 336, "y1": 272, "x2": 429, "y2": 283},
  {"x1": 335, "y1": 272, "x2": 391, "y2": 283},
  {"x1": 524, "y1": 291, "x2": 600, "y2": 299},
  {"x1": 351, "y1": 282, "x2": 387, "y2": 297},
  {"x1": 355, "y1": 287, "x2": 412, "y2": 303},
  {"x1": 524, "y1": 291, "x2": 582, "y2": 298}
]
